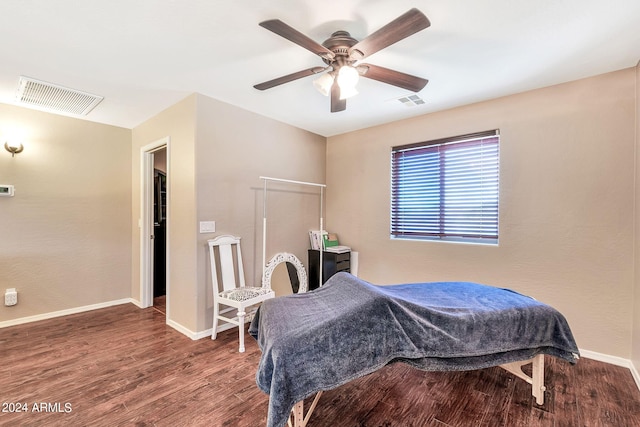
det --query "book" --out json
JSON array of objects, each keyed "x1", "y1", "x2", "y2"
[
  {"x1": 310, "y1": 231, "x2": 350, "y2": 253},
  {"x1": 323, "y1": 232, "x2": 339, "y2": 248},
  {"x1": 325, "y1": 245, "x2": 350, "y2": 254},
  {"x1": 308, "y1": 230, "x2": 324, "y2": 250}
]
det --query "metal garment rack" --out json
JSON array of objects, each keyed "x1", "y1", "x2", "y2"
[{"x1": 260, "y1": 176, "x2": 326, "y2": 288}]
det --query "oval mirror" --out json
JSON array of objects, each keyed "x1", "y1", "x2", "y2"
[{"x1": 262, "y1": 252, "x2": 308, "y2": 295}]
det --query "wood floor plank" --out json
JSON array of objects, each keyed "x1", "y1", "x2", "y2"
[
  {"x1": 573, "y1": 357, "x2": 640, "y2": 427},
  {"x1": 550, "y1": 356, "x2": 582, "y2": 427},
  {"x1": 1, "y1": 302, "x2": 639, "y2": 426},
  {"x1": 476, "y1": 368, "x2": 517, "y2": 426},
  {"x1": 430, "y1": 374, "x2": 491, "y2": 426}
]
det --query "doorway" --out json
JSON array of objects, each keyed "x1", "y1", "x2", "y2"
[
  {"x1": 152, "y1": 151, "x2": 167, "y2": 312},
  {"x1": 140, "y1": 138, "x2": 169, "y2": 316}
]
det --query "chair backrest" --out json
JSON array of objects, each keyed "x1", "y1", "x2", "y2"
[{"x1": 208, "y1": 235, "x2": 246, "y2": 293}]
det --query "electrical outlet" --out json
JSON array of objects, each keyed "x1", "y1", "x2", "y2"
[{"x1": 5, "y1": 288, "x2": 17, "y2": 306}]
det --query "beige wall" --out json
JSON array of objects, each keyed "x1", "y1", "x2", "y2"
[
  {"x1": 326, "y1": 68, "x2": 637, "y2": 358},
  {"x1": 131, "y1": 95, "x2": 198, "y2": 331},
  {"x1": 194, "y1": 95, "x2": 326, "y2": 331},
  {"x1": 131, "y1": 93, "x2": 325, "y2": 334},
  {"x1": 0, "y1": 104, "x2": 132, "y2": 322}
]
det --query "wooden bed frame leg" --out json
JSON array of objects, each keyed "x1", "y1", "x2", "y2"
[
  {"x1": 289, "y1": 401, "x2": 303, "y2": 427},
  {"x1": 289, "y1": 391, "x2": 323, "y2": 427},
  {"x1": 500, "y1": 354, "x2": 546, "y2": 405}
]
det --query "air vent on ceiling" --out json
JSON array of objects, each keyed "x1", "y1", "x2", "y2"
[
  {"x1": 15, "y1": 76, "x2": 103, "y2": 115},
  {"x1": 397, "y1": 94, "x2": 426, "y2": 107}
]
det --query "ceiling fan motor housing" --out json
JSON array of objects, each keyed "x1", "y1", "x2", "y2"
[{"x1": 322, "y1": 31, "x2": 360, "y2": 67}]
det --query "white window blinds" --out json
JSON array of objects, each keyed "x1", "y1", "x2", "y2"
[{"x1": 391, "y1": 130, "x2": 500, "y2": 243}]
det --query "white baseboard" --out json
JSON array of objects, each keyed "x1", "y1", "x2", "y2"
[
  {"x1": 165, "y1": 318, "x2": 198, "y2": 339},
  {"x1": 631, "y1": 361, "x2": 640, "y2": 392},
  {"x1": 0, "y1": 298, "x2": 243, "y2": 344},
  {"x1": 166, "y1": 318, "x2": 240, "y2": 340},
  {"x1": 129, "y1": 298, "x2": 144, "y2": 308},
  {"x1": 0, "y1": 298, "x2": 134, "y2": 329},
  {"x1": 165, "y1": 319, "x2": 221, "y2": 340},
  {"x1": 579, "y1": 348, "x2": 630, "y2": 367},
  {"x1": 580, "y1": 348, "x2": 640, "y2": 392}
]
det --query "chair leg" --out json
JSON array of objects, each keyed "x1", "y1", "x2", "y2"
[
  {"x1": 212, "y1": 303, "x2": 219, "y2": 340},
  {"x1": 237, "y1": 309, "x2": 246, "y2": 353}
]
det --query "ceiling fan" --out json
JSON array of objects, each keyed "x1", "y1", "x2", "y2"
[{"x1": 253, "y1": 8, "x2": 431, "y2": 113}]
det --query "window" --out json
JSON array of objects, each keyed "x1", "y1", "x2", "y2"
[{"x1": 391, "y1": 130, "x2": 499, "y2": 244}]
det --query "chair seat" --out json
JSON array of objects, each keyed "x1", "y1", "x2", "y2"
[{"x1": 220, "y1": 287, "x2": 273, "y2": 302}]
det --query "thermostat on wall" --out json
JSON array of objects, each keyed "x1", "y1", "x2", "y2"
[{"x1": 0, "y1": 185, "x2": 15, "y2": 197}]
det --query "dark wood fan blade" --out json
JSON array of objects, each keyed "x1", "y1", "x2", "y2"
[
  {"x1": 349, "y1": 8, "x2": 430, "y2": 60},
  {"x1": 358, "y1": 64, "x2": 428, "y2": 92},
  {"x1": 330, "y1": 80, "x2": 346, "y2": 112},
  {"x1": 260, "y1": 20, "x2": 335, "y2": 60},
  {"x1": 254, "y1": 67, "x2": 326, "y2": 90}
]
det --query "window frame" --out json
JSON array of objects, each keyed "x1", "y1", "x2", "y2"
[{"x1": 390, "y1": 130, "x2": 500, "y2": 245}]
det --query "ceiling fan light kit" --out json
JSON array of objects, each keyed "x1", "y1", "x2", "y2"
[
  {"x1": 313, "y1": 73, "x2": 334, "y2": 96},
  {"x1": 338, "y1": 84, "x2": 358, "y2": 101},
  {"x1": 254, "y1": 8, "x2": 431, "y2": 112},
  {"x1": 337, "y1": 66, "x2": 359, "y2": 90}
]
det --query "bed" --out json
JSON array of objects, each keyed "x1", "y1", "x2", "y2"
[{"x1": 249, "y1": 272, "x2": 579, "y2": 427}]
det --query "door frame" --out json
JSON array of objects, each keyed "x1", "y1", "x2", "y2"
[{"x1": 140, "y1": 137, "x2": 170, "y2": 312}]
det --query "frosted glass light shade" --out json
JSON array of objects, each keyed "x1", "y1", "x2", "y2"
[
  {"x1": 337, "y1": 66, "x2": 359, "y2": 89},
  {"x1": 313, "y1": 73, "x2": 334, "y2": 96},
  {"x1": 339, "y1": 85, "x2": 359, "y2": 100}
]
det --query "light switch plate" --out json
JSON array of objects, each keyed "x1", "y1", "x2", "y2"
[{"x1": 199, "y1": 221, "x2": 216, "y2": 233}]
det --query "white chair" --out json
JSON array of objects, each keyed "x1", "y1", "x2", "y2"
[{"x1": 208, "y1": 235, "x2": 275, "y2": 352}]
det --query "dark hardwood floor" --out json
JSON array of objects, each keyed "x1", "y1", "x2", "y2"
[
  {"x1": 1, "y1": 303, "x2": 639, "y2": 426},
  {"x1": 152, "y1": 295, "x2": 166, "y2": 315}
]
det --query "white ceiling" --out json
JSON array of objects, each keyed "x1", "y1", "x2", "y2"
[{"x1": 0, "y1": 0, "x2": 638, "y2": 137}]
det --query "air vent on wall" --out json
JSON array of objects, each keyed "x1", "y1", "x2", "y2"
[{"x1": 15, "y1": 76, "x2": 103, "y2": 115}]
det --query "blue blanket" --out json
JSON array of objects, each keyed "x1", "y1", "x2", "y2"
[{"x1": 249, "y1": 273, "x2": 579, "y2": 427}]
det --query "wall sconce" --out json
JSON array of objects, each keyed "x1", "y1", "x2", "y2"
[{"x1": 4, "y1": 142, "x2": 24, "y2": 157}]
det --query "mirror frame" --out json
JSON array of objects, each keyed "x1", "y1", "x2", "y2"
[{"x1": 262, "y1": 252, "x2": 308, "y2": 293}]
